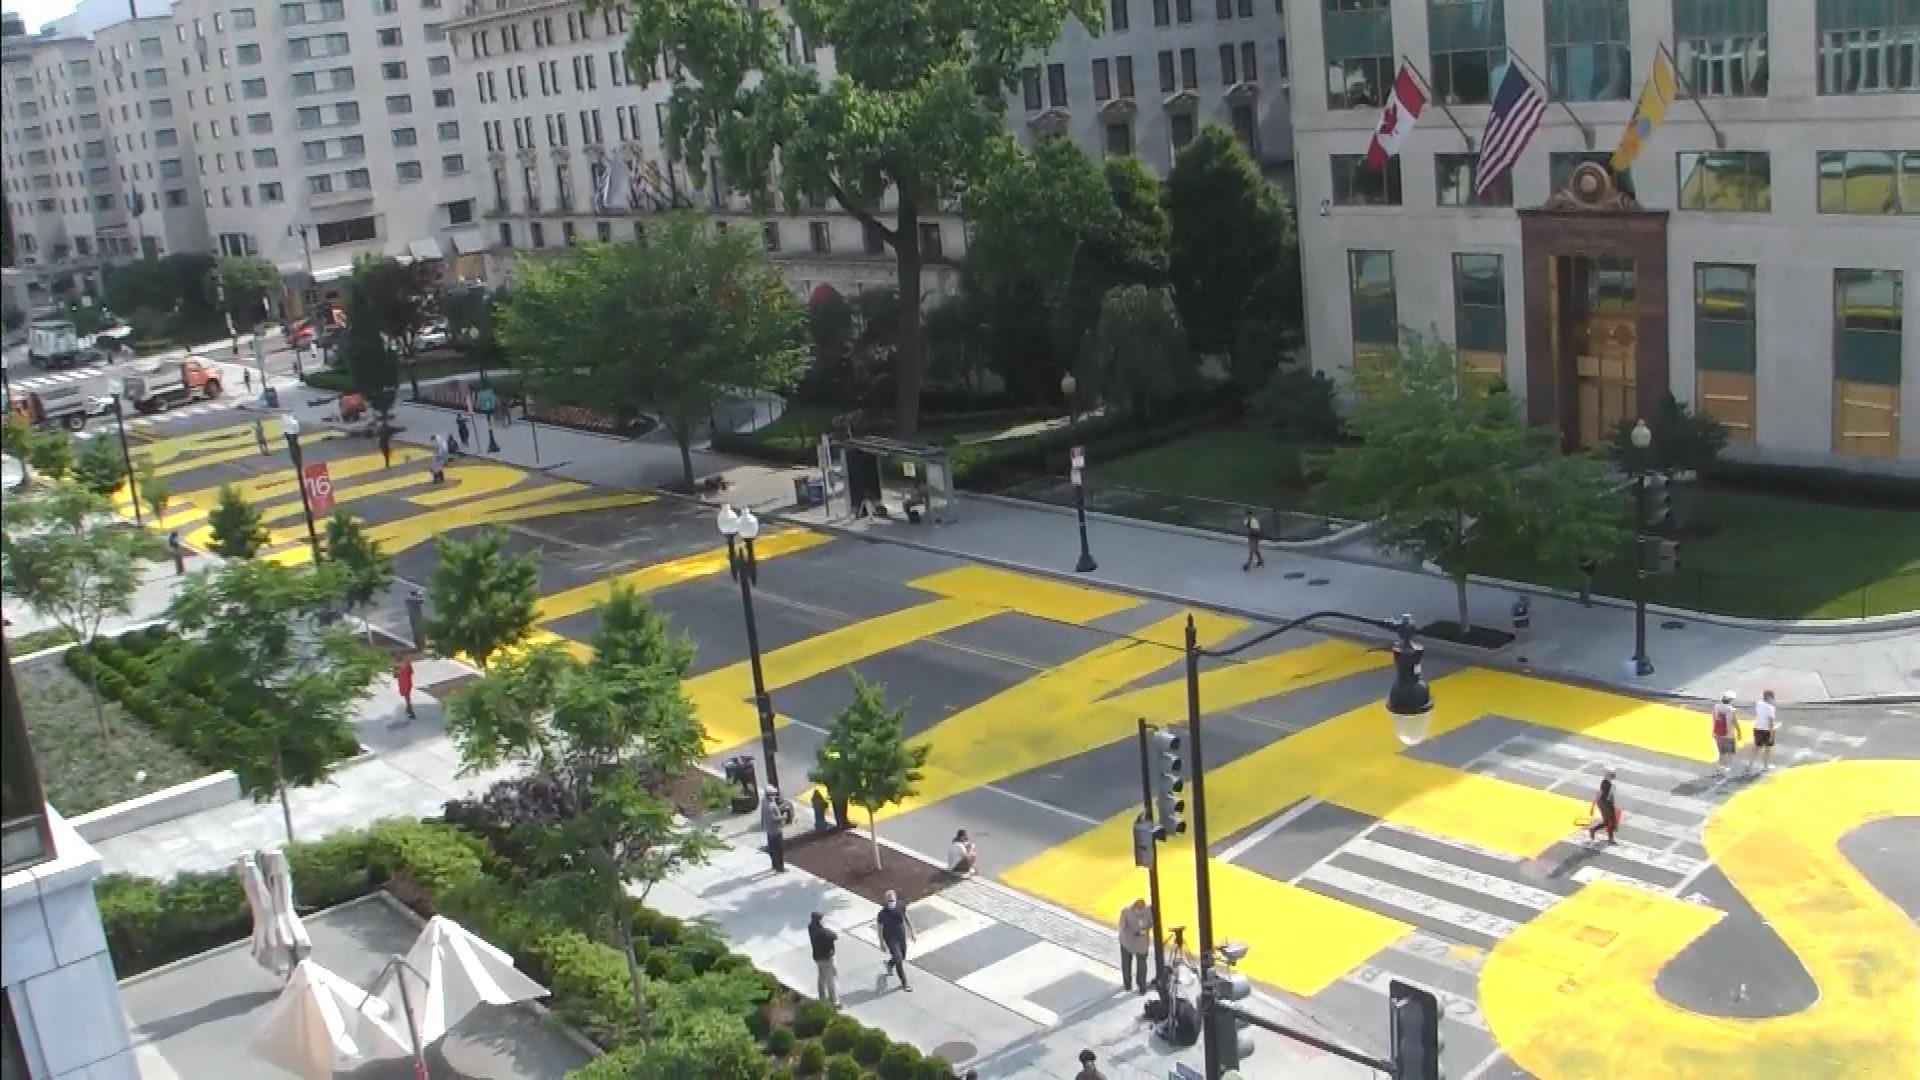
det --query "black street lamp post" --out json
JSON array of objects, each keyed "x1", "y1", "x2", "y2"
[
  {"x1": 281, "y1": 414, "x2": 324, "y2": 563},
  {"x1": 719, "y1": 504, "x2": 785, "y2": 873},
  {"x1": 1629, "y1": 418, "x2": 1655, "y2": 677},
  {"x1": 108, "y1": 384, "x2": 141, "y2": 526},
  {"x1": 1187, "y1": 611, "x2": 1434, "y2": 1079},
  {"x1": 1071, "y1": 446, "x2": 1097, "y2": 574}
]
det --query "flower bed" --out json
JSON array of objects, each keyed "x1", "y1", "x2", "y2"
[
  {"x1": 96, "y1": 818, "x2": 957, "y2": 1079},
  {"x1": 63, "y1": 626, "x2": 359, "y2": 775}
]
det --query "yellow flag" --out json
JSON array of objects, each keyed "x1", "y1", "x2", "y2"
[{"x1": 1611, "y1": 51, "x2": 1678, "y2": 172}]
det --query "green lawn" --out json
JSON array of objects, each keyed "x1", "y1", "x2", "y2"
[
  {"x1": 14, "y1": 653, "x2": 207, "y2": 817},
  {"x1": 1098, "y1": 428, "x2": 1336, "y2": 512}
]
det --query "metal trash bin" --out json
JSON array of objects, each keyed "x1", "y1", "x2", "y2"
[{"x1": 262, "y1": 386, "x2": 280, "y2": 408}]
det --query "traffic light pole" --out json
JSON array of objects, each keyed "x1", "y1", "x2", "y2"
[
  {"x1": 1184, "y1": 615, "x2": 1223, "y2": 1080},
  {"x1": 1632, "y1": 472, "x2": 1655, "y2": 677},
  {"x1": 1135, "y1": 718, "x2": 1170, "y2": 1011}
]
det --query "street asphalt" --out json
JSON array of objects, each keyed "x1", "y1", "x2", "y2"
[{"x1": 101, "y1": 405, "x2": 1920, "y2": 1079}]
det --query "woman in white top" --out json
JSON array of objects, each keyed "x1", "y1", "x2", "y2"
[{"x1": 947, "y1": 829, "x2": 977, "y2": 876}]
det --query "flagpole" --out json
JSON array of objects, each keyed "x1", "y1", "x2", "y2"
[
  {"x1": 1399, "y1": 57, "x2": 1474, "y2": 152},
  {"x1": 1502, "y1": 51, "x2": 1593, "y2": 150},
  {"x1": 1658, "y1": 42, "x2": 1726, "y2": 150}
]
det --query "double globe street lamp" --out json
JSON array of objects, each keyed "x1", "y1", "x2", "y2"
[
  {"x1": 1628, "y1": 418, "x2": 1656, "y2": 677},
  {"x1": 281, "y1": 414, "x2": 324, "y2": 563},
  {"x1": 718, "y1": 504, "x2": 786, "y2": 873}
]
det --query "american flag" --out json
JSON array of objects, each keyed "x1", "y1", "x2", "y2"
[{"x1": 1476, "y1": 64, "x2": 1546, "y2": 196}]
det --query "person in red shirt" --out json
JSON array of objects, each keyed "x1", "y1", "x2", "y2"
[{"x1": 396, "y1": 657, "x2": 416, "y2": 719}]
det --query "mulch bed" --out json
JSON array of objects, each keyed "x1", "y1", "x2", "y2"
[
  {"x1": 1419, "y1": 619, "x2": 1517, "y2": 649},
  {"x1": 784, "y1": 825, "x2": 957, "y2": 906}
]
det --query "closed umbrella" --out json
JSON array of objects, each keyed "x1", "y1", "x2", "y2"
[
  {"x1": 262, "y1": 849, "x2": 314, "y2": 972},
  {"x1": 251, "y1": 958, "x2": 406, "y2": 1080},
  {"x1": 235, "y1": 852, "x2": 286, "y2": 976},
  {"x1": 377, "y1": 916, "x2": 549, "y2": 1044}
]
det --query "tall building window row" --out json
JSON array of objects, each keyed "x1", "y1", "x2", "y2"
[
  {"x1": 1818, "y1": 0, "x2": 1920, "y2": 95},
  {"x1": 1545, "y1": 0, "x2": 1631, "y2": 101},
  {"x1": 1833, "y1": 268, "x2": 1904, "y2": 457},
  {"x1": 1817, "y1": 149, "x2": 1920, "y2": 214},
  {"x1": 1694, "y1": 262, "x2": 1758, "y2": 443},
  {"x1": 1323, "y1": 0, "x2": 1394, "y2": 109},
  {"x1": 1673, "y1": 0, "x2": 1769, "y2": 98}
]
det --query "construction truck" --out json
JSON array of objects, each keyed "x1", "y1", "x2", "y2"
[
  {"x1": 122, "y1": 357, "x2": 224, "y2": 413},
  {"x1": 20, "y1": 383, "x2": 93, "y2": 431}
]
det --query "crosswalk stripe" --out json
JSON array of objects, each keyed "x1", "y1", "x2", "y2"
[
  {"x1": 1300, "y1": 863, "x2": 1522, "y2": 945},
  {"x1": 1341, "y1": 837, "x2": 1563, "y2": 912},
  {"x1": 1483, "y1": 751, "x2": 1719, "y2": 820}
]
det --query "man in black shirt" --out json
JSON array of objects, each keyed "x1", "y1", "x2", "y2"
[
  {"x1": 875, "y1": 890, "x2": 916, "y2": 992},
  {"x1": 808, "y1": 911, "x2": 838, "y2": 1005}
]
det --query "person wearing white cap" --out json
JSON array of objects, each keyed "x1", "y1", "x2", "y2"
[{"x1": 1710, "y1": 692, "x2": 1742, "y2": 777}]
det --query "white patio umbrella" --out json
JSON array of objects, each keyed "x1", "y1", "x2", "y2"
[
  {"x1": 251, "y1": 958, "x2": 407, "y2": 1080},
  {"x1": 262, "y1": 849, "x2": 314, "y2": 973},
  {"x1": 374, "y1": 916, "x2": 549, "y2": 1044},
  {"x1": 235, "y1": 852, "x2": 287, "y2": 976}
]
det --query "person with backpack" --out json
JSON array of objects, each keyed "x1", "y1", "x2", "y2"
[{"x1": 1710, "y1": 692, "x2": 1742, "y2": 779}]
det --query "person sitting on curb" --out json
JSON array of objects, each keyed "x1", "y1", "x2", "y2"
[{"x1": 947, "y1": 829, "x2": 978, "y2": 876}]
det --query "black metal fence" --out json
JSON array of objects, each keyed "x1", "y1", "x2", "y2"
[
  {"x1": 1583, "y1": 563, "x2": 1919, "y2": 622},
  {"x1": 1006, "y1": 479, "x2": 1349, "y2": 544}
]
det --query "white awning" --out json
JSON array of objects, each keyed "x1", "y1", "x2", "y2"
[
  {"x1": 312, "y1": 263, "x2": 354, "y2": 284},
  {"x1": 384, "y1": 236, "x2": 413, "y2": 260},
  {"x1": 448, "y1": 228, "x2": 487, "y2": 255},
  {"x1": 407, "y1": 237, "x2": 445, "y2": 262}
]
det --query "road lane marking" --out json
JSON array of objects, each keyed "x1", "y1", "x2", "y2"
[{"x1": 533, "y1": 530, "x2": 831, "y2": 627}]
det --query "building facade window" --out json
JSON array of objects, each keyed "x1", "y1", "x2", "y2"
[
  {"x1": 1332, "y1": 153, "x2": 1401, "y2": 205},
  {"x1": 1833, "y1": 269, "x2": 1904, "y2": 457},
  {"x1": 1817, "y1": 150, "x2": 1920, "y2": 214},
  {"x1": 1817, "y1": 0, "x2": 1920, "y2": 95},
  {"x1": 761, "y1": 221, "x2": 781, "y2": 252},
  {"x1": 1544, "y1": 0, "x2": 1630, "y2": 101},
  {"x1": 1022, "y1": 68, "x2": 1042, "y2": 110},
  {"x1": 1428, "y1": 0, "x2": 1505, "y2": 105},
  {"x1": 315, "y1": 214, "x2": 377, "y2": 246},
  {"x1": 1673, "y1": 0, "x2": 1768, "y2": 98},
  {"x1": 1047, "y1": 63, "x2": 1068, "y2": 106},
  {"x1": 1349, "y1": 249, "x2": 1399, "y2": 374},
  {"x1": 1436, "y1": 152, "x2": 1511, "y2": 206},
  {"x1": 1693, "y1": 262, "x2": 1757, "y2": 443},
  {"x1": 1677, "y1": 150, "x2": 1771, "y2": 212},
  {"x1": 1452, "y1": 253, "x2": 1506, "y2": 389},
  {"x1": 1106, "y1": 120, "x2": 1133, "y2": 156},
  {"x1": 810, "y1": 220, "x2": 831, "y2": 252},
  {"x1": 1323, "y1": 0, "x2": 1393, "y2": 109},
  {"x1": 919, "y1": 222, "x2": 943, "y2": 259}
]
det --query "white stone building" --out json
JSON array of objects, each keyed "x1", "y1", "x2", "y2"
[{"x1": 1285, "y1": 0, "x2": 1919, "y2": 470}]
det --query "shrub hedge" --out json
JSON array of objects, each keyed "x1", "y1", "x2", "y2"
[
  {"x1": 96, "y1": 818, "x2": 955, "y2": 1079},
  {"x1": 63, "y1": 626, "x2": 358, "y2": 775}
]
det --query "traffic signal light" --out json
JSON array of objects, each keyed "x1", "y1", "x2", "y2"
[
  {"x1": 1386, "y1": 622, "x2": 1432, "y2": 720},
  {"x1": 1149, "y1": 729, "x2": 1186, "y2": 836},
  {"x1": 1643, "y1": 472, "x2": 1673, "y2": 532},
  {"x1": 1207, "y1": 969, "x2": 1255, "y2": 1069},
  {"x1": 1388, "y1": 979, "x2": 1442, "y2": 1080},
  {"x1": 1657, "y1": 538, "x2": 1681, "y2": 574},
  {"x1": 1132, "y1": 814, "x2": 1157, "y2": 868}
]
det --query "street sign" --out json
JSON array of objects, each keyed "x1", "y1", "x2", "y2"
[{"x1": 302, "y1": 462, "x2": 336, "y2": 515}]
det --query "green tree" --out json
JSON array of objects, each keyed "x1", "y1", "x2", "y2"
[
  {"x1": 445, "y1": 593, "x2": 716, "y2": 1024},
  {"x1": 134, "y1": 458, "x2": 171, "y2": 524},
  {"x1": 164, "y1": 560, "x2": 384, "y2": 842},
  {"x1": 622, "y1": 0, "x2": 1101, "y2": 437},
  {"x1": 1054, "y1": 156, "x2": 1173, "y2": 367},
  {"x1": 23, "y1": 427, "x2": 74, "y2": 481},
  {"x1": 1, "y1": 481, "x2": 165, "y2": 735},
  {"x1": 338, "y1": 274, "x2": 400, "y2": 417},
  {"x1": 217, "y1": 255, "x2": 281, "y2": 329},
  {"x1": 964, "y1": 137, "x2": 1114, "y2": 298},
  {"x1": 442, "y1": 284, "x2": 507, "y2": 371},
  {"x1": 809, "y1": 675, "x2": 927, "y2": 870},
  {"x1": 347, "y1": 255, "x2": 436, "y2": 356},
  {"x1": 500, "y1": 218, "x2": 807, "y2": 487},
  {"x1": 1165, "y1": 125, "x2": 1296, "y2": 360},
  {"x1": 1317, "y1": 333, "x2": 1627, "y2": 631},
  {"x1": 425, "y1": 527, "x2": 539, "y2": 670},
  {"x1": 206, "y1": 483, "x2": 270, "y2": 558},
  {"x1": 72, "y1": 435, "x2": 129, "y2": 498},
  {"x1": 322, "y1": 512, "x2": 392, "y2": 642},
  {"x1": 66, "y1": 300, "x2": 111, "y2": 337},
  {"x1": 1607, "y1": 392, "x2": 1730, "y2": 476},
  {"x1": 1086, "y1": 285, "x2": 1189, "y2": 419}
]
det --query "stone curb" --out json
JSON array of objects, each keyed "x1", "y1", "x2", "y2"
[
  {"x1": 71, "y1": 772, "x2": 242, "y2": 844},
  {"x1": 965, "y1": 490, "x2": 1372, "y2": 553}
]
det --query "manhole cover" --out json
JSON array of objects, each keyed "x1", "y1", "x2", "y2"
[
  {"x1": 1661, "y1": 619, "x2": 1686, "y2": 630},
  {"x1": 1283, "y1": 571, "x2": 1306, "y2": 580},
  {"x1": 931, "y1": 1041, "x2": 977, "y2": 1064},
  {"x1": 1307, "y1": 577, "x2": 1331, "y2": 587}
]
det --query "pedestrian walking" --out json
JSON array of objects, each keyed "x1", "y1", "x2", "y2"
[
  {"x1": 874, "y1": 890, "x2": 915, "y2": 992},
  {"x1": 1749, "y1": 689, "x2": 1779, "y2": 772},
  {"x1": 395, "y1": 657, "x2": 416, "y2": 720},
  {"x1": 455, "y1": 412, "x2": 471, "y2": 450},
  {"x1": 1586, "y1": 768, "x2": 1619, "y2": 844},
  {"x1": 377, "y1": 425, "x2": 392, "y2": 469},
  {"x1": 1075, "y1": 1049, "x2": 1105, "y2": 1080},
  {"x1": 243, "y1": 368, "x2": 254, "y2": 393},
  {"x1": 254, "y1": 418, "x2": 270, "y2": 456},
  {"x1": 1241, "y1": 508, "x2": 1265, "y2": 571},
  {"x1": 808, "y1": 912, "x2": 838, "y2": 1005},
  {"x1": 1710, "y1": 692, "x2": 1742, "y2": 778},
  {"x1": 429, "y1": 434, "x2": 447, "y2": 483},
  {"x1": 1118, "y1": 898, "x2": 1152, "y2": 994},
  {"x1": 1577, "y1": 554, "x2": 1599, "y2": 607}
]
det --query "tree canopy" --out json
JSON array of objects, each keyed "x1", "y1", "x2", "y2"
[
  {"x1": 809, "y1": 674, "x2": 926, "y2": 869},
  {"x1": 338, "y1": 270, "x2": 401, "y2": 416},
  {"x1": 499, "y1": 216, "x2": 807, "y2": 488},
  {"x1": 1317, "y1": 332, "x2": 1626, "y2": 631},
  {"x1": 1165, "y1": 124, "x2": 1296, "y2": 359},
  {"x1": 1086, "y1": 285, "x2": 1189, "y2": 419},
  {"x1": 616, "y1": 0, "x2": 1102, "y2": 436},
  {"x1": 347, "y1": 255, "x2": 437, "y2": 357},
  {"x1": 207, "y1": 484, "x2": 270, "y2": 559},
  {"x1": 72, "y1": 435, "x2": 129, "y2": 499},
  {"x1": 425, "y1": 527, "x2": 540, "y2": 670},
  {"x1": 322, "y1": 511, "x2": 392, "y2": 637}
]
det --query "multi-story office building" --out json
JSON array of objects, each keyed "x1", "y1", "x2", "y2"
[
  {"x1": 2, "y1": 31, "x2": 150, "y2": 298},
  {"x1": 91, "y1": 16, "x2": 211, "y2": 261},
  {"x1": 159, "y1": 0, "x2": 482, "y2": 309},
  {"x1": 1286, "y1": 0, "x2": 1919, "y2": 470},
  {"x1": 440, "y1": 0, "x2": 967, "y2": 299},
  {"x1": 1010, "y1": 0, "x2": 1294, "y2": 180}
]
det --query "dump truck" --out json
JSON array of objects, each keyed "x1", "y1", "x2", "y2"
[
  {"x1": 21, "y1": 383, "x2": 93, "y2": 431},
  {"x1": 122, "y1": 357, "x2": 224, "y2": 413}
]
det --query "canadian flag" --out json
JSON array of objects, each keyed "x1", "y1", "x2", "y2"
[{"x1": 1365, "y1": 65, "x2": 1427, "y2": 169}]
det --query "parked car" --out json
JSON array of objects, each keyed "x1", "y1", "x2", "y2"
[{"x1": 415, "y1": 322, "x2": 450, "y2": 349}]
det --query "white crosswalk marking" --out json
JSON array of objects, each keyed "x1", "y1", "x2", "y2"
[
  {"x1": 1340, "y1": 837, "x2": 1563, "y2": 912},
  {"x1": 1302, "y1": 864, "x2": 1525, "y2": 942}
]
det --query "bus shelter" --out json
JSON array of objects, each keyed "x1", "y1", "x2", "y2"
[{"x1": 819, "y1": 435, "x2": 957, "y2": 525}]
